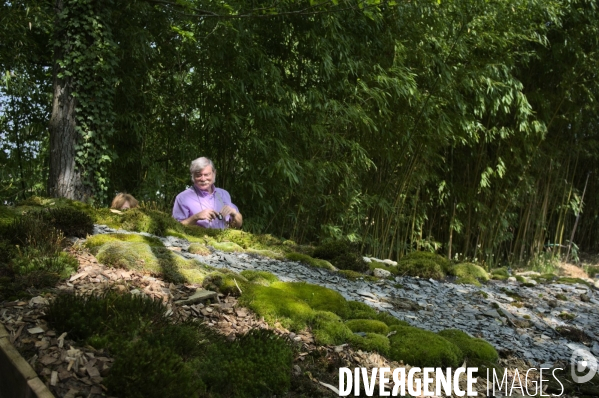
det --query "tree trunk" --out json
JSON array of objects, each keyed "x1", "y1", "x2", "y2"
[{"x1": 47, "y1": 0, "x2": 91, "y2": 200}]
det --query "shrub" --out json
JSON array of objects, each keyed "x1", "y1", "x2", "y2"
[
  {"x1": 200, "y1": 329, "x2": 293, "y2": 398},
  {"x1": 388, "y1": 325, "x2": 463, "y2": 368},
  {"x1": 345, "y1": 319, "x2": 390, "y2": 335}
]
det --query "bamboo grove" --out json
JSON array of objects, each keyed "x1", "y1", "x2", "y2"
[{"x1": 1, "y1": 0, "x2": 599, "y2": 266}]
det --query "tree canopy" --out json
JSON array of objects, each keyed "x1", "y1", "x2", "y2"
[{"x1": 2, "y1": 0, "x2": 599, "y2": 265}]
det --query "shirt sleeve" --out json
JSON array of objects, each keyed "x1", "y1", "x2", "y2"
[
  {"x1": 172, "y1": 194, "x2": 190, "y2": 221},
  {"x1": 220, "y1": 189, "x2": 239, "y2": 212}
]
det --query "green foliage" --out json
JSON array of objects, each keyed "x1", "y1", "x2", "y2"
[
  {"x1": 240, "y1": 270, "x2": 279, "y2": 286},
  {"x1": 369, "y1": 261, "x2": 399, "y2": 275},
  {"x1": 285, "y1": 252, "x2": 336, "y2": 270},
  {"x1": 200, "y1": 329, "x2": 293, "y2": 398},
  {"x1": 349, "y1": 333, "x2": 391, "y2": 356},
  {"x1": 395, "y1": 252, "x2": 450, "y2": 280},
  {"x1": 437, "y1": 329, "x2": 498, "y2": 363},
  {"x1": 0, "y1": 212, "x2": 77, "y2": 295},
  {"x1": 311, "y1": 311, "x2": 354, "y2": 345},
  {"x1": 347, "y1": 300, "x2": 379, "y2": 319},
  {"x1": 105, "y1": 339, "x2": 204, "y2": 398},
  {"x1": 388, "y1": 325, "x2": 464, "y2": 368},
  {"x1": 202, "y1": 270, "x2": 248, "y2": 296},
  {"x1": 490, "y1": 267, "x2": 510, "y2": 280},
  {"x1": 94, "y1": 240, "x2": 209, "y2": 284},
  {"x1": 45, "y1": 291, "x2": 167, "y2": 342},
  {"x1": 84, "y1": 233, "x2": 164, "y2": 251},
  {"x1": 345, "y1": 319, "x2": 389, "y2": 335}
]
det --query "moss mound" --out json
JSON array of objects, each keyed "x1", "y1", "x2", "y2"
[
  {"x1": 349, "y1": 333, "x2": 391, "y2": 355},
  {"x1": 369, "y1": 261, "x2": 399, "y2": 275},
  {"x1": 437, "y1": 329, "x2": 498, "y2": 363},
  {"x1": 395, "y1": 251, "x2": 451, "y2": 280},
  {"x1": 312, "y1": 240, "x2": 367, "y2": 272},
  {"x1": 240, "y1": 270, "x2": 279, "y2": 286},
  {"x1": 85, "y1": 233, "x2": 164, "y2": 251},
  {"x1": 203, "y1": 270, "x2": 248, "y2": 295},
  {"x1": 347, "y1": 301, "x2": 379, "y2": 319},
  {"x1": 345, "y1": 319, "x2": 390, "y2": 335},
  {"x1": 94, "y1": 240, "x2": 210, "y2": 284},
  {"x1": 454, "y1": 263, "x2": 489, "y2": 286},
  {"x1": 490, "y1": 267, "x2": 509, "y2": 280},
  {"x1": 188, "y1": 242, "x2": 211, "y2": 255},
  {"x1": 312, "y1": 311, "x2": 354, "y2": 345},
  {"x1": 200, "y1": 329, "x2": 293, "y2": 398},
  {"x1": 388, "y1": 325, "x2": 463, "y2": 368},
  {"x1": 285, "y1": 252, "x2": 335, "y2": 270},
  {"x1": 239, "y1": 281, "x2": 351, "y2": 331}
]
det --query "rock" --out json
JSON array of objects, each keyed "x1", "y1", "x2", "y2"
[
  {"x1": 382, "y1": 259, "x2": 397, "y2": 266},
  {"x1": 175, "y1": 289, "x2": 217, "y2": 305},
  {"x1": 580, "y1": 294, "x2": 590, "y2": 302},
  {"x1": 547, "y1": 299, "x2": 558, "y2": 308},
  {"x1": 507, "y1": 277, "x2": 517, "y2": 283},
  {"x1": 362, "y1": 257, "x2": 372, "y2": 263},
  {"x1": 356, "y1": 290, "x2": 377, "y2": 300},
  {"x1": 373, "y1": 268, "x2": 392, "y2": 278}
]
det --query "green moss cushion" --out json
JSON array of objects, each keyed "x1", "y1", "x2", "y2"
[
  {"x1": 396, "y1": 252, "x2": 452, "y2": 280},
  {"x1": 388, "y1": 325, "x2": 464, "y2": 368},
  {"x1": 349, "y1": 333, "x2": 391, "y2": 355},
  {"x1": 437, "y1": 329, "x2": 498, "y2": 363},
  {"x1": 345, "y1": 319, "x2": 390, "y2": 335},
  {"x1": 311, "y1": 311, "x2": 354, "y2": 345}
]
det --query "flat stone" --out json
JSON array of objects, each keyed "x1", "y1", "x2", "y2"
[
  {"x1": 175, "y1": 289, "x2": 217, "y2": 305},
  {"x1": 356, "y1": 290, "x2": 377, "y2": 300},
  {"x1": 373, "y1": 268, "x2": 392, "y2": 278}
]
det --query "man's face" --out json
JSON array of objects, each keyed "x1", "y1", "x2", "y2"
[{"x1": 193, "y1": 165, "x2": 215, "y2": 191}]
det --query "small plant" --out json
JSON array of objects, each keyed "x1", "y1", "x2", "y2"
[
  {"x1": 556, "y1": 293, "x2": 568, "y2": 301},
  {"x1": 559, "y1": 312, "x2": 576, "y2": 321}
]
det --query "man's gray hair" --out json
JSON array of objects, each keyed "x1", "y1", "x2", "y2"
[{"x1": 190, "y1": 157, "x2": 216, "y2": 181}]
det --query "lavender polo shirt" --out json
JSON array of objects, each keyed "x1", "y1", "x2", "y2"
[{"x1": 172, "y1": 185, "x2": 239, "y2": 229}]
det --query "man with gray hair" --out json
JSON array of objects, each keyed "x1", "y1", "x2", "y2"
[{"x1": 172, "y1": 157, "x2": 242, "y2": 229}]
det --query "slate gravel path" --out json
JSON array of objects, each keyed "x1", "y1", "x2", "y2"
[{"x1": 94, "y1": 225, "x2": 599, "y2": 369}]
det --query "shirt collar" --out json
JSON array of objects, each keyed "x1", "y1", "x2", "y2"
[{"x1": 193, "y1": 184, "x2": 215, "y2": 197}]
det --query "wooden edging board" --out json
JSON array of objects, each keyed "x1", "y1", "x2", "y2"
[{"x1": 0, "y1": 323, "x2": 55, "y2": 398}]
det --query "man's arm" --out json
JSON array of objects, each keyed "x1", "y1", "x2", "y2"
[{"x1": 179, "y1": 209, "x2": 220, "y2": 226}]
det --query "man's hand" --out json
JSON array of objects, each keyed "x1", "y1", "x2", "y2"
[
  {"x1": 221, "y1": 205, "x2": 242, "y2": 228},
  {"x1": 179, "y1": 209, "x2": 219, "y2": 226}
]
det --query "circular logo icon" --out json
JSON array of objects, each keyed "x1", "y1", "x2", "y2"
[{"x1": 570, "y1": 348, "x2": 597, "y2": 384}]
